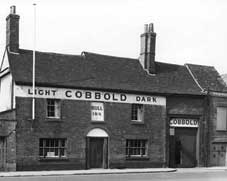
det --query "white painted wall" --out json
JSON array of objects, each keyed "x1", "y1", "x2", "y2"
[{"x1": 0, "y1": 73, "x2": 13, "y2": 112}]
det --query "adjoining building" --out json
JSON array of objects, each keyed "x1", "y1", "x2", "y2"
[{"x1": 0, "y1": 6, "x2": 227, "y2": 171}]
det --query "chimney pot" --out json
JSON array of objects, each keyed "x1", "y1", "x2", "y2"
[
  {"x1": 144, "y1": 24, "x2": 149, "y2": 33},
  {"x1": 149, "y1": 23, "x2": 154, "y2": 32},
  {"x1": 10, "y1": 6, "x2": 16, "y2": 14}
]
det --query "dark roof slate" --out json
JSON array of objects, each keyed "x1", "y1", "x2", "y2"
[
  {"x1": 8, "y1": 49, "x2": 204, "y2": 95},
  {"x1": 186, "y1": 64, "x2": 227, "y2": 92}
]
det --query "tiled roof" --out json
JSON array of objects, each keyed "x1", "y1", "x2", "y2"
[
  {"x1": 8, "y1": 49, "x2": 204, "y2": 95},
  {"x1": 186, "y1": 64, "x2": 227, "y2": 92},
  {"x1": 222, "y1": 74, "x2": 227, "y2": 84}
]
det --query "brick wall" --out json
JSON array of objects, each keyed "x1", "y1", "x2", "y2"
[
  {"x1": 0, "y1": 110, "x2": 16, "y2": 120},
  {"x1": 166, "y1": 95, "x2": 206, "y2": 167},
  {"x1": 208, "y1": 96, "x2": 227, "y2": 166},
  {"x1": 0, "y1": 120, "x2": 16, "y2": 171},
  {"x1": 16, "y1": 97, "x2": 166, "y2": 171},
  {"x1": 6, "y1": 129, "x2": 16, "y2": 171}
]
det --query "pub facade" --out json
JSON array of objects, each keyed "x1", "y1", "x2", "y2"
[{"x1": 0, "y1": 6, "x2": 226, "y2": 171}]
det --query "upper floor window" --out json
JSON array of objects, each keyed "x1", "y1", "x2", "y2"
[
  {"x1": 47, "y1": 99, "x2": 60, "y2": 118},
  {"x1": 39, "y1": 138, "x2": 66, "y2": 158},
  {"x1": 217, "y1": 107, "x2": 227, "y2": 131},
  {"x1": 131, "y1": 104, "x2": 144, "y2": 122}
]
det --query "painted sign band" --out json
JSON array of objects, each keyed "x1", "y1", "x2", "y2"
[{"x1": 14, "y1": 85, "x2": 166, "y2": 106}]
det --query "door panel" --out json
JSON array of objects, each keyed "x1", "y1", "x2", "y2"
[
  {"x1": 175, "y1": 128, "x2": 197, "y2": 167},
  {"x1": 211, "y1": 144, "x2": 227, "y2": 166},
  {"x1": 169, "y1": 128, "x2": 197, "y2": 168},
  {"x1": 169, "y1": 136, "x2": 176, "y2": 168},
  {"x1": 89, "y1": 138, "x2": 104, "y2": 168},
  {"x1": 0, "y1": 137, "x2": 5, "y2": 170}
]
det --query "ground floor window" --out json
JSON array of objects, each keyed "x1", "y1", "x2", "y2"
[
  {"x1": 39, "y1": 138, "x2": 66, "y2": 158},
  {"x1": 126, "y1": 139, "x2": 147, "y2": 157}
]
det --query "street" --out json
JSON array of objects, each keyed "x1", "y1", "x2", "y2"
[{"x1": 0, "y1": 170, "x2": 226, "y2": 181}]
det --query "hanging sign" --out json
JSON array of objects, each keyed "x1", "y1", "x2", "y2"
[{"x1": 170, "y1": 118, "x2": 199, "y2": 128}]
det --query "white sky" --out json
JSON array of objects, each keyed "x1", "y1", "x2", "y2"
[{"x1": 0, "y1": 0, "x2": 227, "y2": 74}]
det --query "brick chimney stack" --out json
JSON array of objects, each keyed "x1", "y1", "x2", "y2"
[
  {"x1": 140, "y1": 23, "x2": 156, "y2": 74},
  {"x1": 6, "y1": 6, "x2": 20, "y2": 53}
]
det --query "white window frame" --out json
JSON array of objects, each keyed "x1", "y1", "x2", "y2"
[
  {"x1": 46, "y1": 99, "x2": 61, "y2": 118},
  {"x1": 39, "y1": 138, "x2": 66, "y2": 159},
  {"x1": 131, "y1": 104, "x2": 144, "y2": 122},
  {"x1": 126, "y1": 139, "x2": 148, "y2": 157}
]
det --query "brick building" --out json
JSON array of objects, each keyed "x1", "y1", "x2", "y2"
[{"x1": 0, "y1": 6, "x2": 227, "y2": 171}]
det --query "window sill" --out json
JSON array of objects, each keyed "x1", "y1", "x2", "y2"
[
  {"x1": 91, "y1": 121, "x2": 106, "y2": 124},
  {"x1": 45, "y1": 118, "x2": 62, "y2": 122},
  {"x1": 216, "y1": 130, "x2": 227, "y2": 132},
  {"x1": 39, "y1": 157, "x2": 68, "y2": 162},
  {"x1": 131, "y1": 120, "x2": 144, "y2": 125},
  {"x1": 126, "y1": 156, "x2": 149, "y2": 161}
]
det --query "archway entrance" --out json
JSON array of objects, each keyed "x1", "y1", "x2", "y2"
[{"x1": 86, "y1": 128, "x2": 108, "y2": 169}]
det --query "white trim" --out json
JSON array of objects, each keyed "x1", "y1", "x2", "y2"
[
  {"x1": 185, "y1": 64, "x2": 204, "y2": 92},
  {"x1": 14, "y1": 85, "x2": 166, "y2": 106},
  {"x1": 32, "y1": 3, "x2": 37, "y2": 120},
  {"x1": 0, "y1": 68, "x2": 10, "y2": 78},
  {"x1": 7, "y1": 47, "x2": 19, "y2": 55},
  {"x1": 210, "y1": 91, "x2": 227, "y2": 97},
  {"x1": 0, "y1": 49, "x2": 7, "y2": 71},
  {"x1": 87, "y1": 128, "x2": 108, "y2": 137}
]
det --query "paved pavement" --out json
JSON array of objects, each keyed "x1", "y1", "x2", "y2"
[
  {"x1": 0, "y1": 167, "x2": 226, "y2": 177},
  {"x1": 0, "y1": 168, "x2": 176, "y2": 177},
  {"x1": 177, "y1": 167, "x2": 227, "y2": 172}
]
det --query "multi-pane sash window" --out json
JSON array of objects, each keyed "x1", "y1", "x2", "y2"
[
  {"x1": 126, "y1": 139, "x2": 147, "y2": 157},
  {"x1": 47, "y1": 99, "x2": 60, "y2": 118},
  {"x1": 39, "y1": 138, "x2": 66, "y2": 158},
  {"x1": 217, "y1": 107, "x2": 227, "y2": 131},
  {"x1": 131, "y1": 104, "x2": 144, "y2": 121}
]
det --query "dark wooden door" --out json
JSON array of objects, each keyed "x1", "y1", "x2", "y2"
[
  {"x1": 0, "y1": 137, "x2": 5, "y2": 170},
  {"x1": 169, "y1": 135, "x2": 176, "y2": 168},
  {"x1": 175, "y1": 128, "x2": 197, "y2": 168},
  {"x1": 89, "y1": 138, "x2": 104, "y2": 168}
]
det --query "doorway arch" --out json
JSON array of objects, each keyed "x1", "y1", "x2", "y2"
[{"x1": 87, "y1": 128, "x2": 109, "y2": 137}]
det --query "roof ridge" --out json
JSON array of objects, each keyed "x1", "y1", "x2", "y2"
[
  {"x1": 18, "y1": 49, "x2": 81, "y2": 57},
  {"x1": 156, "y1": 61, "x2": 184, "y2": 67},
  {"x1": 185, "y1": 63, "x2": 214, "y2": 68},
  {"x1": 83, "y1": 51, "x2": 138, "y2": 61}
]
